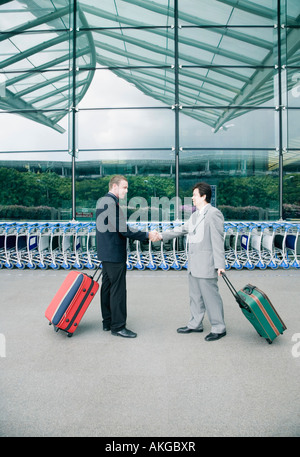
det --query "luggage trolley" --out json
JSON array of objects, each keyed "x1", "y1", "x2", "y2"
[
  {"x1": 169, "y1": 221, "x2": 186, "y2": 270},
  {"x1": 126, "y1": 222, "x2": 148, "y2": 270},
  {"x1": 273, "y1": 222, "x2": 291, "y2": 269},
  {"x1": 0, "y1": 223, "x2": 7, "y2": 268},
  {"x1": 25, "y1": 223, "x2": 40, "y2": 269},
  {"x1": 234, "y1": 222, "x2": 254, "y2": 269},
  {"x1": 0, "y1": 223, "x2": 6, "y2": 268},
  {"x1": 227, "y1": 222, "x2": 244, "y2": 270},
  {"x1": 145, "y1": 222, "x2": 160, "y2": 270},
  {"x1": 144, "y1": 222, "x2": 163, "y2": 271},
  {"x1": 72, "y1": 222, "x2": 90, "y2": 270},
  {"x1": 37, "y1": 223, "x2": 52, "y2": 269},
  {"x1": 157, "y1": 222, "x2": 174, "y2": 270},
  {"x1": 285, "y1": 223, "x2": 300, "y2": 268},
  {"x1": 223, "y1": 223, "x2": 236, "y2": 270},
  {"x1": 84, "y1": 222, "x2": 99, "y2": 269},
  {"x1": 137, "y1": 222, "x2": 153, "y2": 270},
  {"x1": 129, "y1": 240, "x2": 145, "y2": 270},
  {"x1": 47, "y1": 223, "x2": 61, "y2": 269},
  {"x1": 260, "y1": 223, "x2": 281, "y2": 269},
  {"x1": 126, "y1": 240, "x2": 134, "y2": 270},
  {"x1": 239, "y1": 222, "x2": 261, "y2": 270},
  {"x1": 0, "y1": 223, "x2": 13, "y2": 268},
  {"x1": 14, "y1": 223, "x2": 29, "y2": 269},
  {"x1": 180, "y1": 227, "x2": 189, "y2": 270},
  {"x1": 126, "y1": 224, "x2": 139, "y2": 270},
  {"x1": 3, "y1": 222, "x2": 18, "y2": 269},
  {"x1": 48, "y1": 223, "x2": 64, "y2": 270},
  {"x1": 60, "y1": 223, "x2": 79, "y2": 269},
  {"x1": 248, "y1": 224, "x2": 267, "y2": 269}
]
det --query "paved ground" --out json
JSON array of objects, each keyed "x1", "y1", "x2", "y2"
[{"x1": 0, "y1": 267, "x2": 299, "y2": 437}]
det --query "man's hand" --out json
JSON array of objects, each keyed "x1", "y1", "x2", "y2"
[{"x1": 149, "y1": 230, "x2": 162, "y2": 242}]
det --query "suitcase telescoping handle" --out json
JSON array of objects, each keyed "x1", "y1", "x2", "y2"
[
  {"x1": 221, "y1": 272, "x2": 251, "y2": 313},
  {"x1": 92, "y1": 264, "x2": 103, "y2": 282}
]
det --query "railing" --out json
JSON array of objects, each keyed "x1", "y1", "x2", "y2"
[{"x1": 0, "y1": 221, "x2": 299, "y2": 270}]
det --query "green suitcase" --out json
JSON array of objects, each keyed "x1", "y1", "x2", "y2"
[{"x1": 222, "y1": 274, "x2": 287, "y2": 344}]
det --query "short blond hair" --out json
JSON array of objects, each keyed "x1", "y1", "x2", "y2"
[{"x1": 108, "y1": 175, "x2": 128, "y2": 190}]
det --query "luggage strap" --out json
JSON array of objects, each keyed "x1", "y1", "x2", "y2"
[{"x1": 221, "y1": 272, "x2": 251, "y2": 312}]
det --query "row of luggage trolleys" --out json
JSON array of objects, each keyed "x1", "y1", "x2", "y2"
[{"x1": 0, "y1": 221, "x2": 299, "y2": 271}]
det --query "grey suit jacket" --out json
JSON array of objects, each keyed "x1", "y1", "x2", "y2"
[{"x1": 162, "y1": 204, "x2": 225, "y2": 278}]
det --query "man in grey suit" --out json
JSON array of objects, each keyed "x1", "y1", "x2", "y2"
[{"x1": 161, "y1": 182, "x2": 226, "y2": 341}]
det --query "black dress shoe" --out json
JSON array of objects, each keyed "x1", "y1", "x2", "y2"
[
  {"x1": 205, "y1": 331, "x2": 226, "y2": 341},
  {"x1": 111, "y1": 328, "x2": 137, "y2": 338},
  {"x1": 103, "y1": 326, "x2": 111, "y2": 331},
  {"x1": 177, "y1": 326, "x2": 203, "y2": 334}
]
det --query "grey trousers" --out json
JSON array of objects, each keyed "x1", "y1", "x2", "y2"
[{"x1": 187, "y1": 273, "x2": 226, "y2": 334}]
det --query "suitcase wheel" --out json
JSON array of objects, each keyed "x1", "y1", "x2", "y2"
[
  {"x1": 266, "y1": 338, "x2": 272, "y2": 344},
  {"x1": 53, "y1": 326, "x2": 59, "y2": 333},
  {"x1": 67, "y1": 333, "x2": 73, "y2": 338}
]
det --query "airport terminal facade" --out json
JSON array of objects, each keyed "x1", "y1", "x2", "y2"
[{"x1": 0, "y1": 0, "x2": 300, "y2": 222}]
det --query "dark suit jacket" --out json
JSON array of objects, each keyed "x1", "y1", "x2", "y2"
[{"x1": 96, "y1": 192, "x2": 149, "y2": 263}]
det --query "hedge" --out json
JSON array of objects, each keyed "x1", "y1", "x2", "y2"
[{"x1": 0, "y1": 205, "x2": 59, "y2": 220}]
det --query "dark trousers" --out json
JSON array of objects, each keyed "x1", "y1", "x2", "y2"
[{"x1": 100, "y1": 261, "x2": 127, "y2": 331}]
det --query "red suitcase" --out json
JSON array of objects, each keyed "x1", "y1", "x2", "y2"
[{"x1": 45, "y1": 268, "x2": 102, "y2": 337}]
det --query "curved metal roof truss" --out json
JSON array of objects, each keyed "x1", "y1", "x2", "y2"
[{"x1": 0, "y1": 0, "x2": 299, "y2": 133}]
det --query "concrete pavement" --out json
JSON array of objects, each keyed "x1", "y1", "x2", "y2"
[{"x1": 0, "y1": 268, "x2": 299, "y2": 437}]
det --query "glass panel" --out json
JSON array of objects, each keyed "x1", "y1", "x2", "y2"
[
  {"x1": 79, "y1": 0, "x2": 174, "y2": 27},
  {"x1": 287, "y1": 109, "x2": 300, "y2": 148},
  {"x1": 283, "y1": 151, "x2": 300, "y2": 219},
  {"x1": 78, "y1": 108, "x2": 174, "y2": 150},
  {"x1": 179, "y1": 27, "x2": 274, "y2": 67},
  {"x1": 78, "y1": 69, "x2": 174, "y2": 108},
  {"x1": 91, "y1": 29, "x2": 174, "y2": 69},
  {"x1": 178, "y1": 25, "x2": 277, "y2": 112},
  {"x1": 286, "y1": 68, "x2": 299, "y2": 107},
  {"x1": 286, "y1": 23, "x2": 300, "y2": 106},
  {"x1": 0, "y1": 0, "x2": 73, "y2": 133},
  {"x1": 0, "y1": 1, "x2": 70, "y2": 32},
  {"x1": 0, "y1": 153, "x2": 72, "y2": 221},
  {"x1": 75, "y1": 150, "x2": 175, "y2": 222},
  {"x1": 286, "y1": 0, "x2": 300, "y2": 25},
  {"x1": 179, "y1": 149, "x2": 279, "y2": 221},
  {"x1": 178, "y1": 0, "x2": 275, "y2": 26},
  {"x1": 179, "y1": 108, "x2": 276, "y2": 149},
  {"x1": 179, "y1": 67, "x2": 277, "y2": 108},
  {"x1": 180, "y1": 0, "x2": 247, "y2": 26},
  {"x1": 0, "y1": 112, "x2": 68, "y2": 152},
  {"x1": 285, "y1": 26, "x2": 300, "y2": 63}
]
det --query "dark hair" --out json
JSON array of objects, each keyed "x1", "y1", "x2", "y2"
[{"x1": 192, "y1": 182, "x2": 212, "y2": 203}]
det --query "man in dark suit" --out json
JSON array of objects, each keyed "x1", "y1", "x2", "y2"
[{"x1": 96, "y1": 175, "x2": 159, "y2": 338}]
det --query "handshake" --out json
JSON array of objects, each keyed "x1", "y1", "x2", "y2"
[{"x1": 148, "y1": 230, "x2": 162, "y2": 242}]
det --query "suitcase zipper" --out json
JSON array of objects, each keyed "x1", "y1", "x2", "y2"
[
  {"x1": 65, "y1": 280, "x2": 95, "y2": 332},
  {"x1": 51, "y1": 274, "x2": 84, "y2": 325},
  {"x1": 248, "y1": 292, "x2": 281, "y2": 337},
  {"x1": 248, "y1": 285, "x2": 287, "y2": 330}
]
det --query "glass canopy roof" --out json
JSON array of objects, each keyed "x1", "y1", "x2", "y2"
[{"x1": 0, "y1": 0, "x2": 299, "y2": 133}]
